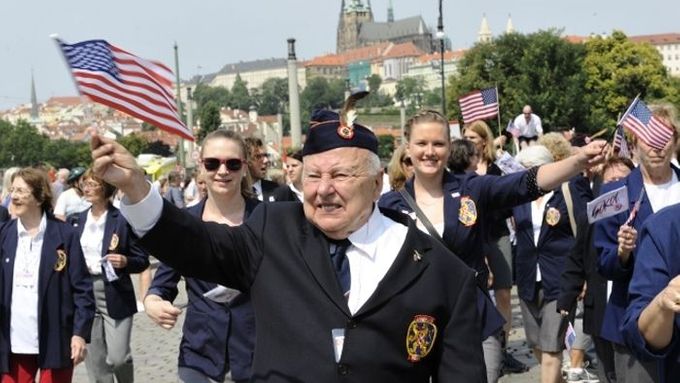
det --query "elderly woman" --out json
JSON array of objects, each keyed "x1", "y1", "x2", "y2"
[
  {"x1": 0, "y1": 167, "x2": 94, "y2": 383},
  {"x1": 70, "y1": 169, "x2": 149, "y2": 383}
]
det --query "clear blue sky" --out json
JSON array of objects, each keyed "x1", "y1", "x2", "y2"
[{"x1": 1, "y1": 0, "x2": 678, "y2": 110}]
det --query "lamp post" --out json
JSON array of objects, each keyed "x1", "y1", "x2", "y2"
[{"x1": 436, "y1": 0, "x2": 446, "y2": 118}]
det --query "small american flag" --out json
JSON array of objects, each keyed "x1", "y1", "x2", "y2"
[
  {"x1": 458, "y1": 87, "x2": 499, "y2": 123},
  {"x1": 620, "y1": 97, "x2": 673, "y2": 150},
  {"x1": 564, "y1": 321, "x2": 576, "y2": 351},
  {"x1": 612, "y1": 125, "x2": 630, "y2": 158},
  {"x1": 55, "y1": 38, "x2": 193, "y2": 141},
  {"x1": 506, "y1": 119, "x2": 519, "y2": 137}
]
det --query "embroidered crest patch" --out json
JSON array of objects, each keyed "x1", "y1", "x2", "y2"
[
  {"x1": 406, "y1": 314, "x2": 437, "y2": 362},
  {"x1": 545, "y1": 207, "x2": 561, "y2": 226},
  {"x1": 54, "y1": 249, "x2": 67, "y2": 272},
  {"x1": 337, "y1": 125, "x2": 355, "y2": 140},
  {"x1": 458, "y1": 196, "x2": 477, "y2": 227},
  {"x1": 109, "y1": 233, "x2": 119, "y2": 252}
]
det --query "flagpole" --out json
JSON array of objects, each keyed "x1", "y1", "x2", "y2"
[
  {"x1": 174, "y1": 42, "x2": 186, "y2": 168},
  {"x1": 616, "y1": 93, "x2": 641, "y2": 127},
  {"x1": 495, "y1": 85, "x2": 501, "y2": 137}
]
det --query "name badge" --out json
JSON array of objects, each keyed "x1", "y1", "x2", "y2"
[
  {"x1": 102, "y1": 258, "x2": 119, "y2": 282},
  {"x1": 14, "y1": 269, "x2": 37, "y2": 290}
]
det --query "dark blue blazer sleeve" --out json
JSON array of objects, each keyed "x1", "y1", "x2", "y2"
[
  {"x1": 147, "y1": 262, "x2": 182, "y2": 303},
  {"x1": 119, "y1": 221, "x2": 149, "y2": 274}
]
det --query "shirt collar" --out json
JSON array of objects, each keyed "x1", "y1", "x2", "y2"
[
  {"x1": 347, "y1": 204, "x2": 385, "y2": 261},
  {"x1": 86, "y1": 209, "x2": 108, "y2": 229},
  {"x1": 17, "y1": 213, "x2": 47, "y2": 239}
]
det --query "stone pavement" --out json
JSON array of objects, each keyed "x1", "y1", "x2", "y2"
[{"x1": 72, "y1": 279, "x2": 572, "y2": 383}]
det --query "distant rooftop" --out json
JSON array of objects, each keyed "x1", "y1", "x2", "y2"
[
  {"x1": 629, "y1": 33, "x2": 680, "y2": 45},
  {"x1": 359, "y1": 16, "x2": 429, "y2": 42},
  {"x1": 217, "y1": 58, "x2": 288, "y2": 76}
]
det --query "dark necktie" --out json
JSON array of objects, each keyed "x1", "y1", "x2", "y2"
[{"x1": 329, "y1": 238, "x2": 352, "y2": 297}]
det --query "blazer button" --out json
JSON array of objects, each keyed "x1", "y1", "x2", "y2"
[
  {"x1": 337, "y1": 363, "x2": 349, "y2": 375},
  {"x1": 347, "y1": 319, "x2": 357, "y2": 329}
]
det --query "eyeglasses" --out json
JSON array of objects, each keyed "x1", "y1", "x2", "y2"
[
  {"x1": 202, "y1": 157, "x2": 244, "y2": 172},
  {"x1": 401, "y1": 157, "x2": 413, "y2": 167},
  {"x1": 254, "y1": 153, "x2": 270, "y2": 160},
  {"x1": 9, "y1": 187, "x2": 31, "y2": 197},
  {"x1": 82, "y1": 182, "x2": 102, "y2": 190}
]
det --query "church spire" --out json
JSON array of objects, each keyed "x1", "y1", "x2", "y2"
[
  {"x1": 30, "y1": 70, "x2": 39, "y2": 120},
  {"x1": 506, "y1": 13, "x2": 515, "y2": 34},
  {"x1": 478, "y1": 13, "x2": 492, "y2": 43},
  {"x1": 387, "y1": 0, "x2": 394, "y2": 22}
]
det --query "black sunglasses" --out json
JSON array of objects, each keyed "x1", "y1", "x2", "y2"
[
  {"x1": 402, "y1": 157, "x2": 413, "y2": 166},
  {"x1": 202, "y1": 158, "x2": 244, "y2": 171}
]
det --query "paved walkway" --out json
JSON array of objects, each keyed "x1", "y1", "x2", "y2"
[{"x1": 72, "y1": 280, "x2": 569, "y2": 382}]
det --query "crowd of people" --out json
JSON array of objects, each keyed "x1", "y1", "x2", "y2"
[{"x1": 0, "y1": 101, "x2": 678, "y2": 383}]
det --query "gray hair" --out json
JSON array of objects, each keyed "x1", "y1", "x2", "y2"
[{"x1": 515, "y1": 145, "x2": 554, "y2": 168}]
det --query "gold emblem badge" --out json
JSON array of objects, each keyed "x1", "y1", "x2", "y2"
[
  {"x1": 109, "y1": 233, "x2": 119, "y2": 252},
  {"x1": 337, "y1": 125, "x2": 355, "y2": 140},
  {"x1": 54, "y1": 249, "x2": 67, "y2": 272},
  {"x1": 545, "y1": 207, "x2": 561, "y2": 226},
  {"x1": 406, "y1": 315, "x2": 437, "y2": 362},
  {"x1": 458, "y1": 197, "x2": 477, "y2": 227}
]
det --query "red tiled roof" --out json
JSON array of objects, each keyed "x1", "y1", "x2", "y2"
[
  {"x1": 45, "y1": 96, "x2": 83, "y2": 106},
  {"x1": 382, "y1": 42, "x2": 425, "y2": 59},
  {"x1": 305, "y1": 54, "x2": 346, "y2": 67},
  {"x1": 564, "y1": 35, "x2": 589, "y2": 44},
  {"x1": 416, "y1": 49, "x2": 466, "y2": 64},
  {"x1": 629, "y1": 33, "x2": 680, "y2": 45}
]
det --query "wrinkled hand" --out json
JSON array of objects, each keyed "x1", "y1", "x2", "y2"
[
  {"x1": 71, "y1": 335, "x2": 87, "y2": 365},
  {"x1": 655, "y1": 275, "x2": 680, "y2": 314},
  {"x1": 144, "y1": 295, "x2": 182, "y2": 330},
  {"x1": 579, "y1": 139, "x2": 609, "y2": 168},
  {"x1": 105, "y1": 253, "x2": 128, "y2": 269},
  {"x1": 90, "y1": 132, "x2": 149, "y2": 202},
  {"x1": 617, "y1": 225, "x2": 637, "y2": 265}
]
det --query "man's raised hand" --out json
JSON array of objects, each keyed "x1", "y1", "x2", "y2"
[{"x1": 90, "y1": 132, "x2": 150, "y2": 203}]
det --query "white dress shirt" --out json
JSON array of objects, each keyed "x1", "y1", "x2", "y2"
[
  {"x1": 289, "y1": 184, "x2": 303, "y2": 202},
  {"x1": 513, "y1": 113, "x2": 543, "y2": 138},
  {"x1": 531, "y1": 191, "x2": 553, "y2": 282},
  {"x1": 644, "y1": 171, "x2": 680, "y2": 213},
  {"x1": 10, "y1": 214, "x2": 47, "y2": 354},
  {"x1": 120, "y1": 188, "x2": 409, "y2": 315},
  {"x1": 80, "y1": 209, "x2": 108, "y2": 275},
  {"x1": 252, "y1": 180, "x2": 263, "y2": 201}
]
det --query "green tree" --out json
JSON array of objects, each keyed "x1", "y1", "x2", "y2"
[
  {"x1": 257, "y1": 78, "x2": 289, "y2": 115},
  {"x1": 0, "y1": 120, "x2": 47, "y2": 166},
  {"x1": 447, "y1": 30, "x2": 587, "y2": 132},
  {"x1": 117, "y1": 133, "x2": 148, "y2": 157},
  {"x1": 230, "y1": 74, "x2": 252, "y2": 111},
  {"x1": 395, "y1": 77, "x2": 426, "y2": 113},
  {"x1": 377, "y1": 134, "x2": 395, "y2": 161},
  {"x1": 583, "y1": 31, "x2": 673, "y2": 131},
  {"x1": 45, "y1": 139, "x2": 91, "y2": 168},
  {"x1": 145, "y1": 140, "x2": 173, "y2": 157},
  {"x1": 197, "y1": 101, "x2": 222, "y2": 141}
]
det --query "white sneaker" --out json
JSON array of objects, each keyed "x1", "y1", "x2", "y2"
[{"x1": 566, "y1": 367, "x2": 599, "y2": 382}]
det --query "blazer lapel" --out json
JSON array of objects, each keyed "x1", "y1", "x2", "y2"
[
  {"x1": 101, "y1": 207, "x2": 118, "y2": 257},
  {"x1": 537, "y1": 193, "x2": 559, "y2": 246},
  {"x1": 39, "y1": 219, "x2": 63, "y2": 300},
  {"x1": 1, "y1": 221, "x2": 19, "y2": 304},
  {"x1": 299, "y1": 223, "x2": 351, "y2": 316},
  {"x1": 354, "y1": 224, "x2": 431, "y2": 317},
  {"x1": 442, "y1": 172, "x2": 463, "y2": 243}
]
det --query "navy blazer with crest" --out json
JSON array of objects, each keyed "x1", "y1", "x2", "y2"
[
  {"x1": 513, "y1": 177, "x2": 591, "y2": 303},
  {"x1": 0, "y1": 214, "x2": 95, "y2": 371},
  {"x1": 147, "y1": 198, "x2": 258, "y2": 382},
  {"x1": 594, "y1": 165, "x2": 680, "y2": 345},
  {"x1": 70, "y1": 204, "x2": 149, "y2": 319},
  {"x1": 137, "y1": 200, "x2": 486, "y2": 382}
]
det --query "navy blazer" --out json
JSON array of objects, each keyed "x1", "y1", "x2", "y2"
[
  {"x1": 71, "y1": 205, "x2": 149, "y2": 319},
  {"x1": 379, "y1": 169, "x2": 542, "y2": 275},
  {"x1": 147, "y1": 198, "x2": 257, "y2": 382},
  {"x1": 622, "y1": 204, "x2": 680, "y2": 383},
  {"x1": 513, "y1": 178, "x2": 590, "y2": 302},
  {"x1": 594, "y1": 165, "x2": 680, "y2": 345},
  {"x1": 0, "y1": 215, "x2": 95, "y2": 371}
]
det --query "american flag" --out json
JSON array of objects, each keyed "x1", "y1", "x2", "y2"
[
  {"x1": 55, "y1": 38, "x2": 193, "y2": 141},
  {"x1": 620, "y1": 97, "x2": 673, "y2": 150},
  {"x1": 506, "y1": 119, "x2": 519, "y2": 138},
  {"x1": 564, "y1": 321, "x2": 576, "y2": 351},
  {"x1": 458, "y1": 87, "x2": 499, "y2": 123},
  {"x1": 612, "y1": 125, "x2": 630, "y2": 158}
]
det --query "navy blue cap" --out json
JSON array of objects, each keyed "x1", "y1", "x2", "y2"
[{"x1": 302, "y1": 109, "x2": 378, "y2": 157}]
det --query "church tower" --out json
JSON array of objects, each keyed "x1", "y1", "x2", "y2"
[
  {"x1": 30, "y1": 70, "x2": 39, "y2": 121},
  {"x1": 505, "y1": 14, "x2": 515, "y2": 34},
  {"x1": 478, "y1": 14, "x2": 492, "y2": 43},
  {"x1": 336, "y1": 0, "x2": 374, "y2": 53}
]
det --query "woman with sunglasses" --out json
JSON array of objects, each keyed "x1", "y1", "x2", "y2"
[
  {"x1": 0, "y1": 167, "x2": 94, "y2": 383},
  {"x1": 144, "y1": 130, "x2": 257, "y2": 383},
  {"x1": 379, "y1": 110, "x2": 607, "y2": 382},
  {"x1": 69, "y1": 169, "x2": 149, "y2": 383},
  {"x1": 386, "y1": 144, "x2": 414, "y2": 191}
]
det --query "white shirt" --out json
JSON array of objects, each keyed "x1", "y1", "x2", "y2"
[
  {"x1": 184, "y1": 179, "x2": 199, "y2": 206},
  {"x1": 531, "y1": 191, "x2": 554, "y2": 282},
  {"x1": 644, "y1": 171, "x2": 680, "y2": 213},
  {"x1": 54, "y1": 188, "x2": 91, "y2": 218},
  {"x1": 10, "y1": 214, "x2": 47, "y2": 354},
  {"x1": 119, "y1": 187, "x2": 409, "y2": 315},
  {"x1": 80, "y1": 210, "x2": 108, "y2": 275},
  {"x1": 289, "y1": 184, "x2": 303, "y2": 202},
  {"x1": 252, "y1": 180, "x2": 263, "y2": 201},
  {"x1": 513, "y1": 113, "x2": 543, "y2": 138}
]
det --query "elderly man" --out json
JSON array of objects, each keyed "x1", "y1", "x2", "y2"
[
  {"x1": 90, "y1": 110, "x2": 487, "y2": 382},
  {"x1": 513, "y1": 105, "x2": 543, "y2": 148}
]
